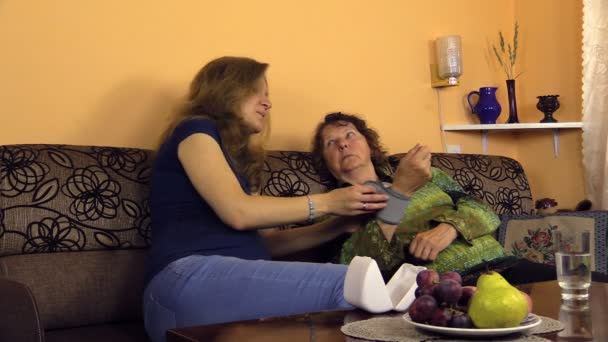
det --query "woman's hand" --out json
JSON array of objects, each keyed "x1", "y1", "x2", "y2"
[
  {"x1": 408, "y1": 223, "x2": 458, "y2": 261},
  {"x1": 392, "y1": 144, "x2": 432, "y2": 197},
  {"x1": 321, "y1": 184, "x2": 388, "y2": 216}
]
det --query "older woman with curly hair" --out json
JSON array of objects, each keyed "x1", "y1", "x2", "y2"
[
  {"x1": 311, "y1": 112, "x2": 507, "y2": 279},
  {"x1": 311, "y1": 112, "x2": 608, "y2": 287}
]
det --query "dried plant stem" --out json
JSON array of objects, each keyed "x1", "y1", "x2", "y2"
[{"x1": 493, "y1": 22, "x2": 519, "y2": 79}]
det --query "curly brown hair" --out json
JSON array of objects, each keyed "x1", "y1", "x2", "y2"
[
  {"x1": 311, "y1": 112, "x2": 392, "y2": 186},
  {"x1": 160, "y1": 56, "x2": 269, "y2": 191}
]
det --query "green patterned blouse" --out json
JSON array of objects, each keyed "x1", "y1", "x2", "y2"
[{"x1": 339, "y1": 167, "x2": 505, "y2": 275}]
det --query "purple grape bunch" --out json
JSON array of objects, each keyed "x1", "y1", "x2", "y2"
[{"x1": 409, "y1": 269, "x2": 476, "y2": 328}]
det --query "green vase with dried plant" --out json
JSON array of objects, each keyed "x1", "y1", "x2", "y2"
[{"x1": 493, "y1": 22, "x2": 521, "y2": 123}]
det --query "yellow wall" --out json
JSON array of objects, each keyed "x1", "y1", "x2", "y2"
[
  {"x1": 513, "y1": 0, "x2": 585, "y2": 209},
  {"x1": 0, "y1": 1, "x2": 585, "y2": 208}
]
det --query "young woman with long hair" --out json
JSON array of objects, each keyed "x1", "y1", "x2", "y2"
[{"x1": 143, "y1": 57, "x2": 388, "y2": 341}]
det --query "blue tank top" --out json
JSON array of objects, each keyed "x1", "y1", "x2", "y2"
[{"x1": 145, "y1": 118, "x2": 270, "y2": 284}]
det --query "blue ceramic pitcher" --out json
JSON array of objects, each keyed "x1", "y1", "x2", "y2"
[{"x1": 467, "y1": 87, "x2": 501, "y2": 124}]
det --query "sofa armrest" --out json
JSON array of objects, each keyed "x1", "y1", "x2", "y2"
[{"x1": 0, "y1": 277, "x2": 45, "y2": 342}]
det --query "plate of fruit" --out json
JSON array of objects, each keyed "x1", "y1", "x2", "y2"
[{"x1": 403, "y1": 270, "x2": 541, "y2": 337}]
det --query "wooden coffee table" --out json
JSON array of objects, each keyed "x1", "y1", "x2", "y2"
[{"x1": 166, "y1": 281, "x2": 607, "y2": 341}]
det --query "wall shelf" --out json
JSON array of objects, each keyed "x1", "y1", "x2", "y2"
[{"x1": 441, "y1": 122, "x2": 583, "y2": 157}]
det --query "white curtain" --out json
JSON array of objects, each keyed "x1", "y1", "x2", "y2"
[{"x1": 582, "y1": 0, "x2": 608, "y2": 210}]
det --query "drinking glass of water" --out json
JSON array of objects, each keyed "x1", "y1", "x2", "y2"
[
  {"x1": 554, "y1": 230, "x2": 591, "y2": 301},
  {"x1": 558, "y1": 302, "x2": 593, "y2": 339}
]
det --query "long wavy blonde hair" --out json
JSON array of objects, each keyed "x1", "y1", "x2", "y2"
[{"x1": 160, "y1": 56, "x2": 270, "y2": 191}]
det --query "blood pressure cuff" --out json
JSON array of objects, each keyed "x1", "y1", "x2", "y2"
[{"x1": 364, "y1": 180, "x2": 411, "y2": 225}]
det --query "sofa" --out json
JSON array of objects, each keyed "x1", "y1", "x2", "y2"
[{"x1": 0, "y1": 144, "x2": 534, "y2": 342}]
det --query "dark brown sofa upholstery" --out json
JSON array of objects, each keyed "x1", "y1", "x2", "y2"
[{"x1": 0, "y1": 144, "x2": 534, "y2": 341}]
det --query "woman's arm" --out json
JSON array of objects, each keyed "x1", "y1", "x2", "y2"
[
  {"x1": 408, "y1": 222, "x2": 458, "y2": 261},
  {"x1": 258, "y1": 216, "x2": 365, "y2": 256},
  {"x1": 375, "y1": 219, "x2": 458, "y2": 262},
  {"x1": 178, "y1": 133, "x2": 388, "y2": 230},
  {"x1": 429, "y1": 168, "x2": 501, "y2": 241},
  {"x1": 384, "y1": 166, "x2": 496, "y2": 262},
  {"x1": 371, "y1": 144, "x2": 432, "y2": 242}
]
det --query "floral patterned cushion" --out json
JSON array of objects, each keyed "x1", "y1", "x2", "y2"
[
  {"x1": 497, "y1": 211, "x2": 608, "y2": 274},
  {"x1": 1, "y1": 146, "x2": 534, "y2": 257},
  {"x1": 0, "y1": 145, "x2": 152, "y2": 257},
  {"x1": 262, "y1": 151, "x2": 534, "y2": 216}
]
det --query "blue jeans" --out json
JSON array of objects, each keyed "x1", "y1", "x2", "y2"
[{"x1": 143, "y1": 255, "x2": 353, "y2": 342}]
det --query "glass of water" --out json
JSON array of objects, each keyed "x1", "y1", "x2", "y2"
[
  {"x1": 554, "y1": 230, "x2": 591, "y2": 301},
  {"x1": 558, "y1": 302, "x2": 593, "y2": 340}
]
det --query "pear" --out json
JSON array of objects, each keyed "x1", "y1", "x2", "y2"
[
  {"x1": 468, "y1": 272, "x2": 528, "y2": 328},
  {"x1": 519, "y1": 290, "x2": 533, "y2": 315}
]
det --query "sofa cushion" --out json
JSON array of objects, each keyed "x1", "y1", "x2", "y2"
[
  {"x1": 261, "y1": 151, "x2": 534, "y2": 216},
  {"x1": 261, "y1": 151, "x2": 330, "y2": 197},
  {"x1": 0, "y1": 145, "x2": 153, "y2": 257},
  {"x1": 0, "y1": 249, "x2": 147, "y2": 330},
  {"x1": 497, "y1": 211, "x2": 608, "y2": 275}
]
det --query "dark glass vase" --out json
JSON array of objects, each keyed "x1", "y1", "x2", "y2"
[
  {"x1": 506, "y1": 79, "x2": 519, "y2": 123},
  {"x1": 537, "y1": 95, "x2": 560, "y2": 123}
]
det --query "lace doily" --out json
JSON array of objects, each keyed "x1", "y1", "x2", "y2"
[{"x1": 341, "y1": 315, "x2": 563, "y2": 342}]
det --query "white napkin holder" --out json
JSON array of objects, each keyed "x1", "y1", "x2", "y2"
[{"x1": 343, "y1": 256, "x2": 426, "y2": 313}]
